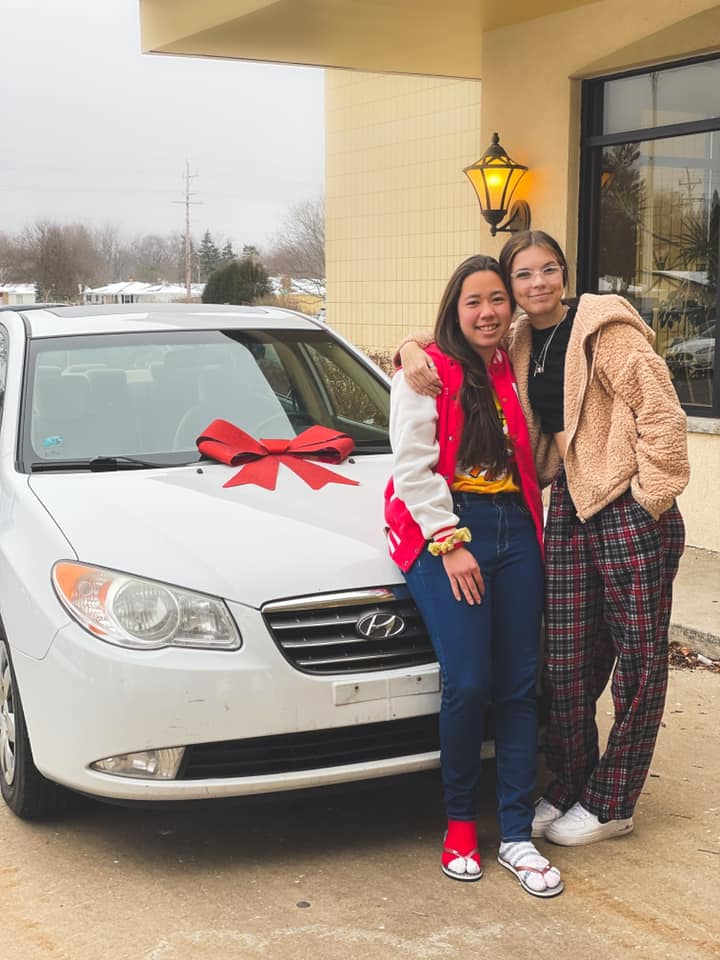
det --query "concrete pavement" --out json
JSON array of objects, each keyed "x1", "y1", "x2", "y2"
[
  {"x1": 670, "y1": 546, "x2": 720, "y2": 659},
  {"x1": 1, "y1": 668, "x2": 719, "y2": 960},
  {"x1": 0, "y1": 547, "x2": 717, "y2": 960}
]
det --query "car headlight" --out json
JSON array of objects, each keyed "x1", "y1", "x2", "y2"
[
  {"x1": 52, "y1": 561, "x2": 241, "y2": 651},
  {"x1": 92, "y1": 747, "x2": 185, "y2": 779}
]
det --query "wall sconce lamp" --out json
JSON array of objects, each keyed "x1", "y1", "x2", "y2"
[{"x1": 463, "y1": 132, "x2": 531, "y2": 237}]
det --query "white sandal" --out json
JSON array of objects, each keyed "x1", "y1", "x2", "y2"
[
  {"x1": 497, "y1": 852, "x2": 564, "y2": 898},
  {"x1": 442, "y1": 843, "x2": 483, "y2": 882}
]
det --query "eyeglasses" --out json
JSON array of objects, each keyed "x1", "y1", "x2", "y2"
[{"x1": 509, "y1": 265, "x2": 563, "y2": 283}]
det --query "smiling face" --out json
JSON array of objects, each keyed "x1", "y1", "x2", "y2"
[
  {"x1": 507, "y1": 244, "x2": 566, "y2": 323},
  {"x1": 457, "y1": 270, "x2": 513, "y2": 361}
]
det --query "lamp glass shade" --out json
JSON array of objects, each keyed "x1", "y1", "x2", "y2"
[{"x1": 463, "y1": 133, "x2": 528, "y2": 227}]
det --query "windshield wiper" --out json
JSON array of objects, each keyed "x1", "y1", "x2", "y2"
[
  {"x1": 351, "y1": 442, "x2": 391, "y2": 455},
  {"x1": 30, "y1": 456, "x2": 193, "y2": 473}
]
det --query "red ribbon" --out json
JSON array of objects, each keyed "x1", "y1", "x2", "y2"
[{"x1": 196, "y1": 420, "x2": 360, "y2": 490}]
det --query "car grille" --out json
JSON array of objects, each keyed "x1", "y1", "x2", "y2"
[
  {"x1": 179, "y1": 714, "x2": 441, "y2": 779},
  {"x1": 262, "y1": 587, "x2": 436, "y2": 675}
]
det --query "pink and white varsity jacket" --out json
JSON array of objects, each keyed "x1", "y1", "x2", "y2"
[{"x1": 384, "y1": 344, "x2": 543, "y2": 573}]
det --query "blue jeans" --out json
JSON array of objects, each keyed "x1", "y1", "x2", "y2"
[{"x1": 404, "y1": 492, "x2": 543, "y2": 840}]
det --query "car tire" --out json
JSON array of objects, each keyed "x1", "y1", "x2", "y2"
[{"x1": 0, "y1": 637, "x2": 70, "y2": 819}]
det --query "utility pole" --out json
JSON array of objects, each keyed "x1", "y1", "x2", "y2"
[{"x1": 172, "y1": 161, "x2": 201, "y2": 301}]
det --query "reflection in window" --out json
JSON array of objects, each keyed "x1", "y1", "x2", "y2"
[
  {"x1": 603, "y1": 60, "x2": 720, "y2": 135},
  {"x1": 304, "y1": 341, "x2": 390, "y2": 430},
  {"x1": 598, "y1": 132, "x2": 718, "y2": 408},
  {"x1": 584, "y1": 56, "x2": 720, "y2": 414}
]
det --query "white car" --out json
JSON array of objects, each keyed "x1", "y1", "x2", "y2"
[
  {"x1": 665, "y1": 320, "x2": 716, "y2": 378},
  {"x1": 0, "y1": 303, "x2": 449, "y2": 819}
]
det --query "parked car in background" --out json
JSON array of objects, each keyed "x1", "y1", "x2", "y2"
[
  {"x1": 0, "y1": 303, "x2": 452, "y2": 820},
  {"x1": 665, "y1": 319, "x2": 716, "y2": 378}
]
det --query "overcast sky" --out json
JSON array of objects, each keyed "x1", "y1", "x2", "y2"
[{"x1": 0, "y1": 0, "x2": 325, "y2": 250}]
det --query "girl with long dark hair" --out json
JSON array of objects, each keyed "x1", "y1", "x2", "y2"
[{"x1": 385, "y1": 254, "x2": 563, "y2": 897}]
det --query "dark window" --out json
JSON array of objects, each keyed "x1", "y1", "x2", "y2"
[{"x1": 580, "y1": 56, "x2": 720, "y2": 417}]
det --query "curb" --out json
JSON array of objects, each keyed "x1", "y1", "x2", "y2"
[{"x1": 669, "y1": 623, "x2": 720, "y2": 661}]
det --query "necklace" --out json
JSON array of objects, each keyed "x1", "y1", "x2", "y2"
[{"x1": 530, "y1": 309, "x2": 568, "y2": 376}]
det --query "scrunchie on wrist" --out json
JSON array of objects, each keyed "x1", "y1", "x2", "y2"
[{"x1": 427, "y1": 527, "x2": 472, "y2": 556}]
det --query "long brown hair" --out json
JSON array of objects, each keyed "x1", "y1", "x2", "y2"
[
  {"x1": 499, "y1": 229, "x2": 569, "y2": 286},
  {"x1": 433, "y1": 255, "x2": 512, "y2": 477}
]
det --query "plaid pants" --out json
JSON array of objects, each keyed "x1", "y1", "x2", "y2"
[{"x1": 542, "y1": 470, "x2": 685, "y2": 821}]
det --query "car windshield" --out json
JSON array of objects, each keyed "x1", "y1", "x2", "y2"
[{"x1": 22, "y1": 328, "x2": 390, "y2": 469}]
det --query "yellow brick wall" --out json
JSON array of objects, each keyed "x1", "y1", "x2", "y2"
[
  {"x1": 325, "y1": 71, "x2": 483, "y2": 355},
  {"x1": 680, "y1": 428, "x2": 720, "y2": 553}
]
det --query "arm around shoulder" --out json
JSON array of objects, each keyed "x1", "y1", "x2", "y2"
[
  {"x1": 392, "y1": 330, "x2": 435, "y2": 369},
  {"x1": 393, "y1": 332, "x2": 442, "y2": 397}
]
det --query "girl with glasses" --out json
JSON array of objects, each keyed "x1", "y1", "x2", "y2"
[{"x1": 398, "y1": 230, "x2": 689, "y2": 848}]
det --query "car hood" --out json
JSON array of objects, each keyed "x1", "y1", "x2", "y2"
[
  {"x1": 668, "y1": 336, "x2": 713, "y2": 352},
  {"x1": 29, "y1": 457, "x2": 401, "y2": 607}
]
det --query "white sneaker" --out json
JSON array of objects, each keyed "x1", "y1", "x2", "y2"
[
  {"x1": 545, "y1": 802, "x2": 634, "y2": 846},
  {"x1": 531, "y1": 798, "x2": 563, "y2": 838}
]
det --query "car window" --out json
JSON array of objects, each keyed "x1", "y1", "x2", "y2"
[
  {"x1": 303, "y1": 341, "x2": 389, "y2": 433},
  {"x1": 22, "y1": 328, "x2": 390, "y2": 468},
  {"x1": 0, "y1": 326, "x2": 7, "y2": 421},
  {"x1": 698, "y1": 320, "x2": 716, "y2": 338}
]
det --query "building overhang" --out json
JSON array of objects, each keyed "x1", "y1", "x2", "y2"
[{"x1": 138, "y1": 0, "x2": 598, "y2": 79}]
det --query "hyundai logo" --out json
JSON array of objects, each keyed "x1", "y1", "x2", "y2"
[{"x1": 356, "y1": 612, "x2": 405, "y2": 639}]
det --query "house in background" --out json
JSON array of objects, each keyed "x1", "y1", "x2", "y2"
[
  {"x1": 83, "y1": 278, "x2": 325, "y2": 315},
  {"x1": 138, "y1": 0, "x2": 720, "y2": 552},
  {"x1": 83, "y1": 281, "x2": 205, "y2": 304},
  {"x1": 0, "y1": 283, "x2": 36, "y2": 306},
  {"x1": 268, "y1": 276, "x2": 325, "y2": 316}
]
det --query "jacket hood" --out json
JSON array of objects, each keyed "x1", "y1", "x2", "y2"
[{"x1": 573, "y1": 293, "x2": 654, "y2": 345}]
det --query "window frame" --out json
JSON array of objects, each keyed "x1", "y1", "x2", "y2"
[{"x1": 579, "y1": 54, "x2": 720, "y2": 418}]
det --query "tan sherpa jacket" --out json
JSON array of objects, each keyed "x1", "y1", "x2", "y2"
[
  {"x1": 397, "y1": 293, "x2": 690, "y2": 521},
  {"x1": 506, "y1": 294, "x2": 690, "y2": 521}
]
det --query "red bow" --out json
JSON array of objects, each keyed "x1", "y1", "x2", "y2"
[{"x1": 196, "y1": 420, "x2": 360, "y2": 490}]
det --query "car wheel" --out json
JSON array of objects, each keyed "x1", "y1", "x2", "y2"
[{"x1": 0, "y1": 638, "x2": 69, "y2": 819}]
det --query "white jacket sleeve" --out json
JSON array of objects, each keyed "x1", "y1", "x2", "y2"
[{"x1": 389, "y1": 371, "x2": 459, "y2": 539}]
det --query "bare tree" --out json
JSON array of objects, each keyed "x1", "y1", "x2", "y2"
[
  {"x1": 28, "y1": 221, "x2": 107, "y2": 302},
  {"x1": 0, "y1": 221, "x2": 111, "y2": 300},
  {"x1": 127, "y1": 233, "x2": 182, "y2": 282},
  {"x1": 90, "y1": 223, "x2": 127, "y2": 283},
  {"x1": 0, "y1": 233, "x2": 15, "y2": 283},
  {"x1": 0, "y1": 221, "x2": 228, "y2": 292},
  {"x1": 0, "y1": 229, "x2": 37, "y2": 282},
  {"x1": 0, "y1": 234, "x2": 9, "y2": 282},
  {"x1": 64, "y1": 223, "x2": 107, "y2": 287},
  {"x1": 265, "y1": 196, "x2": 325, "y2": 289}
]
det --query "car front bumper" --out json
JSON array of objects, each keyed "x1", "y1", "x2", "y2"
[{"x1": 14, "y1": 601, "x2": 448, "y2": 802}]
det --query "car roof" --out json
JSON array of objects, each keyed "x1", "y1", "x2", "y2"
[
  {"x1": 0, "y1": 303, "x2": 66, "y2": 312},
  {"x1": 2, "y1": 303, "x2": 323, "y2": 338}
]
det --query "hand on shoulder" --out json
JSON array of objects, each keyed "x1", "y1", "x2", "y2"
[{"x1": 400, "y1": 341, "x2": 442, "y2": 396}]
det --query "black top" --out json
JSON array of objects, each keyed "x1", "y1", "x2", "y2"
[{"x1": 527, "y1": 306, "x2": 576, "y2": 435}]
